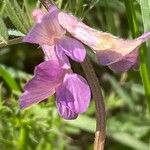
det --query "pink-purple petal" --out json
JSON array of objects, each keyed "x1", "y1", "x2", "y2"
[
  {"x1": 41, "y1": 45, "x2": 71, "y2": 69},
  {"x1": 20, "y1": 89, "x2": 55, "y2": 109},
  {"x1": 55, "y1": 44, "x2": 71, "y2": 69},
  {"x1": 108, "y1": 49, "x2": 138, "y2": 72},
  {"x1": 56, "y1": 73, "x2": 91, "y2": 119},
  {"x1": 42, "y1": 45, "x2": 58, "y2": 60},
  {"x1": 56, "y1": 102, "x2": 78, "y2": 120},
  {"x1": 57, "y1": 36, "x2": 86, "y2": 62},
  {"x1": 32, "y1": 9, "x2": 46, "y2": 23},
  {"x1": 95, "y1": 35, "x2": 149, "y2": 66},
  {"x1": 20, "y1": 60, "x2": 66, "y2": 109},
  {"x1": 96, "y1": 49, "x2": 122, "y2": 66},
  {"x1": 23, "y1": 6, "x2": 65, "y2": 45},
  {"x1": 137, "y1": 32, "x2": 150, "y2": 42}
]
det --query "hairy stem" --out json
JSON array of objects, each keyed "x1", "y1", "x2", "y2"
[{"x1": 40, "y1": 0, "x2": 106, "y2": 149}]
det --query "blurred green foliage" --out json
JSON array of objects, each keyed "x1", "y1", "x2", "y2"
[{"x1": 0, "y1": 0, "x2": 149, "y2": 150}]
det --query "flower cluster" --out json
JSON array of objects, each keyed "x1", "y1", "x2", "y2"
[{"x1": 20, "y1": 5, "x2": 150, "y2": 119}]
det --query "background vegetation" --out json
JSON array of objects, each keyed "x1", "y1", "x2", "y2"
[{"x1": 0, "y1": 0, "x2": 149, "y2": 150}]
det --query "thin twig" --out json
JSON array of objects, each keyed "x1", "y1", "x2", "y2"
[
  {"x1": 39, "y1": 0, "x2": 106, "y2": 149},
  {"x1": 39, "y1": 0, "x2": 54, "y2": 10},
  {"x1": 0, "y1": 37, "x2": 23, "y2": 49}
]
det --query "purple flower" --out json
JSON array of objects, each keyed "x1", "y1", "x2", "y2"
[
  {"x1": 58, "y1": 12, "x2": 150, "y2": 72},
  {"x1": 20, "y1": 6, "x2": 91, "y2": 120}
]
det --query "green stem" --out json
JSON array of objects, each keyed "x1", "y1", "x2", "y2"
[
  {"x1": 18, "y1": 126, "x2": 28, "y2": 150},
  {"x1": 124, "y1": 0, "x2": 150, "y2": 115},
  {"x1": 140, "y1": 45, "x2": 150, "y2": 115},
  {"x1": 0, "y1": 37, "x2": 23, "y2": 49}
]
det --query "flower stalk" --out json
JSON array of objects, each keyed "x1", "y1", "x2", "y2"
[{"x1": 81, "y1": 56, "x2": 106, "y2": 150}]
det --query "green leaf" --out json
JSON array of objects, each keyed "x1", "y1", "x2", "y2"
[
  {"x1": 5, "y1": 0, "x2": 31, "y2": 34},
  {"x1": 8, "y1": 29, "x2": 25, "y2": 37},
  {"x1": 109, "y1": 132, "x2": 148, "y2": 150},
  {"x1": 23, "y1": 0, "x2": 37, "y2": 13},
  {"x1": 65, "y1": 115, "x2": 95, "y2": 133},
  {"x1": 105, "y1": 74, "x2": 134, "y2": 109},
  {"x1": 0, "y1": 65, "x2": 20, "y2": 92},
  {"x1": 12, "y1": 0, "x2": 31, "y2": 30},
  {"x1": 0, "y1": 0, "x2": 6, "y2": 16},
  {"x1": 23, "y1": 0, "x2": 38, "y2": 25},
  {"x1": 137, "y1": 0, "x2": 150, "y2": 115},
  {"x1": 139, "y1": 0, "x2": 150, "y2": 46},
  {"x1": 0, "y1": 17, "x2": 8, "y2": 44},
  {"x1": 66, "y1": 115, "x2": 148, "y2": 150},
  {"x1": 124, "y1": 0, "x2": 150, "y2": 117},
  {"x1": 131, "y1": 84, "x2": 144, "y2": 95}
]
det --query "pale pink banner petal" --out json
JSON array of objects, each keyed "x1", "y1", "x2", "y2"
[
  {"x1": 58, "y1": 12, "x2": 150, "y2": 70},
  {"x1": 24, "y1": 6, "x2": 65, "y2": 45},
  {"x1": 32, "y1": 9, "x2": 46, "y2": 23}
]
